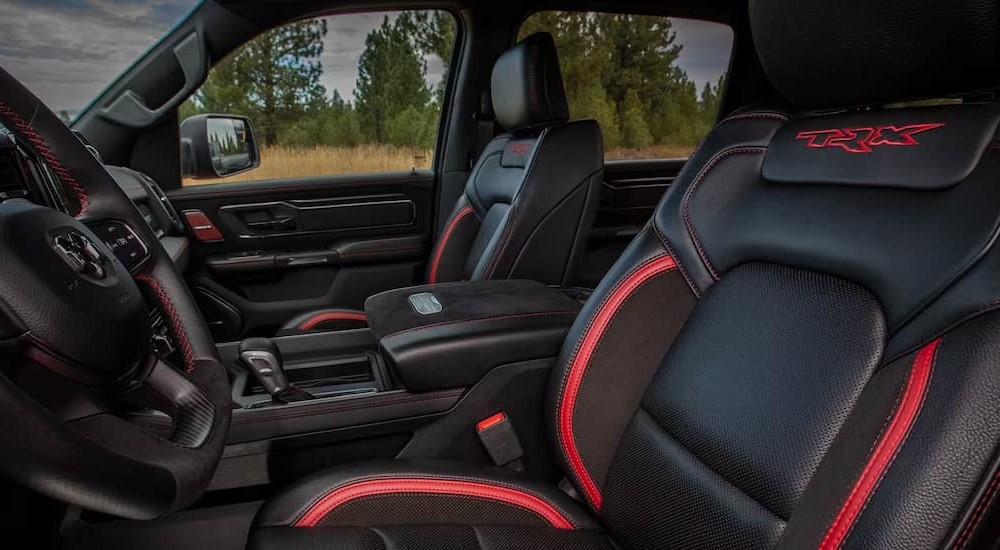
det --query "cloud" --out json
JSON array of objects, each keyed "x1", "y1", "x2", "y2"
[
  {"x1": 319, "y1": 12, "x2": 447, "y2": 102},
  {"x1": 1, "y1": 0, "x2": 198, "y2": 114},
  {"x1": 0, "y1": 4, "x2": 730, "y2": 119},
  {"x1": 671, "y1": 18, "x2": 734, "y2": 89}
]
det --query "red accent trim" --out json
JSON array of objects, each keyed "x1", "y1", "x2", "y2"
[
  {"x1": 0, "y1": 101, "x2": 90, "y2": 216},
  {"x1": 795, "y1": 123, "x2": 944, "y2": 153},
  {"x1": 135, "y1": 275, "x2": 197, "y2": 374},
  {"x1": 477, "y1": 412, "x2": 507, "y2": 432},
  {"x1": 427, "y1": 206, "x2": 475, "y2": 284},
  {"x1": 558, "y1": 254, "x2": 678, "y2": 509},
  {"x1": 183, "y1": 210, "x2": 225, "y2": 242},
  {"x1": 299, "y1": 310, "x2": 368, "y2": 330},
  {"x1": 507, "y1": 142, "x2": 531, "y2": 154},
  {"x1": 819, "y1": 338, "x2": 941, "y2": 549},
  {"x1": 293, "y1": 478, "x2": 575, "y2": 529}
]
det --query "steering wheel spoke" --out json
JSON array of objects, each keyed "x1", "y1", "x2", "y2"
[{"x1": 127, "y1": 359, "x2": 217, "y2": 449}]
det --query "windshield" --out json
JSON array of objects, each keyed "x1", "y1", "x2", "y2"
[{"x1": 0, "y1": 0, "x2": 201, "y2": 123}]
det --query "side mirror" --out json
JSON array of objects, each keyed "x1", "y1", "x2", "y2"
[{"x1": 180, "y1": 114, "x2": 260, "y2": 179}]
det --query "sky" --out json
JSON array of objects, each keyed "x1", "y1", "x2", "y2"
[{"x1": 0, "y1": 0, "x2": 734, "y2": 116}]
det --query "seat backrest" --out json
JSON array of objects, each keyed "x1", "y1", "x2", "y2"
[
  {"x1": 425, "y1": 32, "x2": 603, "y2": 286},
  {"x1": 546, "y1": 1, "x2": 1000, "y2": 548}
]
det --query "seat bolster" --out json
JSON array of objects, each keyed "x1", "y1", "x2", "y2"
[
  {"x1": 276, "y1": 308, "x2": 368, "y2": 336},
  {"x1": 254, "y1": 459, "x2": 601, "y2": 530},
  {"x1": 546, "y1": 228, "x2": 698, "y2": 511},
  {"x1": 425, "y1": 194, "x2": 481, "y2": 284}
]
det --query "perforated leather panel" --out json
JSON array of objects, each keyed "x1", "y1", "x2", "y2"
[{"x1": 603, "y1": 263, "x2": 886, "y2": 549}]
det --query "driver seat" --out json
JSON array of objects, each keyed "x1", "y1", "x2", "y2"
[{"x1": 249, "y1": 1, "x2": 1000, "y2": 548}]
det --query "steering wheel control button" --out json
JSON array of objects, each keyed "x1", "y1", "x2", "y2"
[
  {"x1": 54, "y1": 231, "x2": 107, "y2": 279},
  {"x1": 89, "y1": 221, "x2": 148, "y2": 270},
  {"x1": 408, "y1": 292, "x2": 443, "y2": 315}
]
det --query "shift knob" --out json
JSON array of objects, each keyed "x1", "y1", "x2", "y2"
[{"x1": 238, "y1": 337, "x2": 287, "y2": 396}]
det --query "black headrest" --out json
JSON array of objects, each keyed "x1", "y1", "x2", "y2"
[
  {"x1": 750, "y1": 0, "x2": 1000, "y2": 108},
  {"x1": 491, "y1": 32, "x2": 569, "y2": 131}
]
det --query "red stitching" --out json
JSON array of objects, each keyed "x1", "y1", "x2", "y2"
[
  {"x1": 0, "y1": 101, "x2": 90, "y2": 216},
  {"x1": 651, "y1": 221, "x2": 701, "y2": 298},
  {"x1": 135, "y1": 275, "x2": 196, "y2": 374},
  {"x1": 382, "y1": 310, "x2": 578, "y2": 339},
  {"x1": 557, "y1": 254, "x2": 678, "y2": 509},
  {"x1": 819, "y1": 339, "x2": 941, "y2": 549},
  {"x1": 681, "y1": 147, "x2": 767, "y2": 280},
  {"x1": 293, "y1": 478, "x2": 575, "y2": 528},
  {"x1": 953, "y1": 464, "x2": 1000, "y2": 548},
  {"x1": 719, "y1": 112, "x2": 790, "y2": 124},
  {"x1": 427, "y1": 206, "x2": 476, "y2": 283}
]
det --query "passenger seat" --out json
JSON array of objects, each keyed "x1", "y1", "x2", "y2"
[{"x1": 278, "y1": 32, "x2": 604, "y2": 335}]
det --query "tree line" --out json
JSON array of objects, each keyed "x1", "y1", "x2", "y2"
[{"x1": 181, "y1": 11, "x2": 721, "y2": 153}]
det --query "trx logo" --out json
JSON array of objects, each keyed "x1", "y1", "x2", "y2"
[{"x1": 795, "y1": 123, "x2": 945, "y2": 153}]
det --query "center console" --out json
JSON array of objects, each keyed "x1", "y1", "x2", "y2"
[{"x1": 210, "y1": 279, "x2": 586, "y2": 490}]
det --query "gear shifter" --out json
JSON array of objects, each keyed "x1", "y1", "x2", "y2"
[{"x1": 238, "y1": 337, "x2": 313, "y2": 403}]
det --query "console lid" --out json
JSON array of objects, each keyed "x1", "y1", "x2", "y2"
[{"x1": 365, "y1": 280, "x2": 582, "y2": 392}]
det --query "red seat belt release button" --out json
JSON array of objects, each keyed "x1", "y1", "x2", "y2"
[{"x1": 476, "y1": 412, "x2": 524, "y2": 471}]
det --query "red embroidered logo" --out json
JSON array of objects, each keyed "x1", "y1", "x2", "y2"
[
  {"x1": 795, "y1": 123, "x2": 945, "y2": 153},
  {"x1": 507, "y1": 142, "x2": 531, "y2": 154}
]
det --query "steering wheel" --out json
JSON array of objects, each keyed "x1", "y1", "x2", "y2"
[{"x1": 0, "y1": 67, "x2": 231, "y2": 518}]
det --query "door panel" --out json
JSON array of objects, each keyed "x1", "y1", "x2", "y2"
[
  {"x1": 574, "y1": 159, "x2": 687, "y2": 288},
  {"x1": 168, "y1": 171, "x2": 434, "y2": 341}
]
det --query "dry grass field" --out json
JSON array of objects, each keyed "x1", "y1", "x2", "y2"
[
  {"x1": 182, "y1": 143, "x2": 696, "y2": 186},
  {"x1": 606, "y1": 144, "x2": 695, "y2": 161}
]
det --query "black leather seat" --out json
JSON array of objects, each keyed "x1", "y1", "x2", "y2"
[
  {"x1": 249, "y1": 1, "x2": 1000, "y2": 548},
  {"x1": 278, "y1": 32, "x2": 604, "y2": 335}
]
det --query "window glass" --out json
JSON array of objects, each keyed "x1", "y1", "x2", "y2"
[
  {"x1": 180, "y1": 10, "x2": 456, "y2": 186},
  {"x1": 0, "y1": 0, "x2": 200, "y2": 123},
  {"x1": 518, "y1": 12, "x2": 733, "y2": 160}
]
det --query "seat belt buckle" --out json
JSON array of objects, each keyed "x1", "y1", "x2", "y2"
[{"x1": 476, "y1": 412, "x2": 524, "y2": 471}]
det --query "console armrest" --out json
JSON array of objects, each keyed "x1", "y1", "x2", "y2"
[{"x1": 365, "y1": 280, "x2": 582, "y2": 391}]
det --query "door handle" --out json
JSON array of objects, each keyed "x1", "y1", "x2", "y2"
[{"x1": 245, "y1": 216, "x2": 296, "y2": 231}]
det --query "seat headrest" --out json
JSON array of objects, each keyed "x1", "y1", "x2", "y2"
[
  {"x1": 491, "y1": 32, "x2": 569, "y2": 131},
  {"x1": 750, "y1": 0, "x2": 1000, "y2": 108}
]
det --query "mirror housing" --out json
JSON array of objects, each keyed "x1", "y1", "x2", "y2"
[{"x1": 180, "y1": 114, "x2": 260, "y2": 179}]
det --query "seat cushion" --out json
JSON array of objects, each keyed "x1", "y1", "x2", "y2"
[{"x1": 250, "y1": 460, "x2": 607, "y2": 549}]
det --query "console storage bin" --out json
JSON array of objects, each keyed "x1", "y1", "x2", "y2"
[{"x1": 365, "y1": 280, "x2": 582, "y2": 391}]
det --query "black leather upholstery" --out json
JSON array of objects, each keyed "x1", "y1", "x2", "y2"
[
  {"x1": 365, "y1": 280, "x2": 582, "y2": 391},
  {"x1": 278, "y1": 32, "x2": 602, "y2": 336},
  {"x1": 490, "y1": 32, "x2": 569, "y2": 131},
  {"x1": 254, "y1": 1, "x2": 1000, "y2": 548}
]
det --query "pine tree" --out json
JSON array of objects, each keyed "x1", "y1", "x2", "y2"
[
  {"x1": 182, "y1": 19, "x2": 328, "y2": 145},
  {"x1": 620, "y1": 89, "x2": 653, "y2": 149},
  {"x1": 355, "y1": 16, "x2": 432, "y2": 143}
]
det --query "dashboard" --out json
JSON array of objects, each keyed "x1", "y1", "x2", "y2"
[
  {"x1": 0, "y1": 129, "x2": 191, "y2": 271},
  {"x1": 0, "y1": 130, "x2": 193, "y2": 362},
  {"x1": 104, "y1": 166, "x2": 191, "y2": 270}
]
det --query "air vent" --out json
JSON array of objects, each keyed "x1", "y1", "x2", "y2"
[
  {"x1": 0, "y1": 133, "x2": 29, "y2": 201},
  {"x1": 141, "y1": 173, "x2": 184, "y2": 233}
]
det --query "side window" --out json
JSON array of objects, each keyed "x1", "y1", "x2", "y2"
[
  {"x1": 180, "y1": 10, "x2": 456, "y2": 186},
  {"x1": 518, "y1": 13, "x2": 733, "y2": 160}
]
